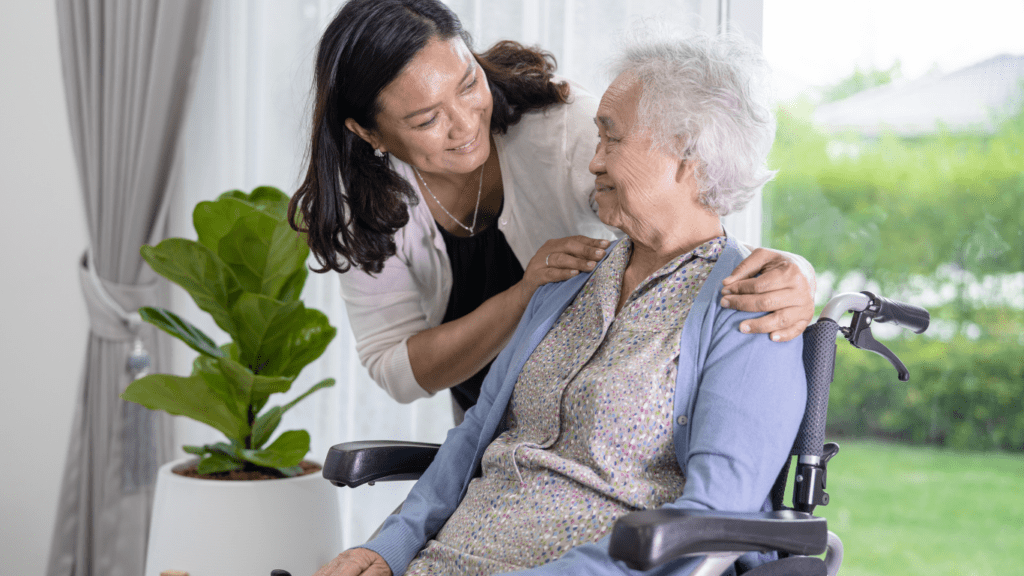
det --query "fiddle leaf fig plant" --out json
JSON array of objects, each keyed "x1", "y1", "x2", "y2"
[{"x1": 121, "y1": 186, "x2": 336, "y2": 477}]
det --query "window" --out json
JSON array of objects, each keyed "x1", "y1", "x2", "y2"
[{"x1": 763, "y1": 2, "x2": 1024, "y2": 573}]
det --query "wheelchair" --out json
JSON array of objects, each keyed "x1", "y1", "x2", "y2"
[{"x1": 273, "y1": 290, "x2": 930, "y2": 576}]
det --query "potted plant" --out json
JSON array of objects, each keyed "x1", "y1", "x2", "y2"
[{"x1": 122, "y1": 186, "x2": 341, "y2": 576}]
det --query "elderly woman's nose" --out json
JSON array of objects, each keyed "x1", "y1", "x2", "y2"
[{"x1": 589, "y1": 143, "x2": 606, "y2": 175}]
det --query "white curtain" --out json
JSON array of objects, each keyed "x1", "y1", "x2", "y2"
[{"x1": 174, "y1": 0, "x2": 761, "y2": 549}]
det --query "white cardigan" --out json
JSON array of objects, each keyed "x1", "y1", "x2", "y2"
[{"x1": 338, "y1": 83, "x2": 619, "y2": 403}]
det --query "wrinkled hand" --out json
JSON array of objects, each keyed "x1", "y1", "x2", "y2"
[
  {"x1": 517, "y1": 235, "x2": 611, "y2": 305},
  {"x1": 720, "y1": 247, "x2": 816, "y2": 342},
  {"x1": 313, "y1": 548, "x2": 391, "y2": 576}
]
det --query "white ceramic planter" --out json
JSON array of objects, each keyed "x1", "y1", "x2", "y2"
[{"x1": 144, "y1": 457, "x2": 342, "y2": 576}]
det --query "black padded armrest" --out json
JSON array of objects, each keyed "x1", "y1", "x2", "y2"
[
  {"x1": 323, "y1": 440, "x2": 441, "y2": 488},
  {"x1": 608, "y1": 509, "x2": 828, "y2": 571}
]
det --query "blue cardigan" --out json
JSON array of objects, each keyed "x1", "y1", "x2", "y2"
[{"x1": 362, "y1": 237, "x2": 807, "y2": 575}]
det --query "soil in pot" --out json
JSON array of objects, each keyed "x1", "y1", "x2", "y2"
[{"x1": 172, "y1": 460, "x2": 322, "y2": 481}]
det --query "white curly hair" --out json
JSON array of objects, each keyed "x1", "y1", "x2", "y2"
[{"x1": 610, "y1": 29, "x2": 777, "y2": 216}]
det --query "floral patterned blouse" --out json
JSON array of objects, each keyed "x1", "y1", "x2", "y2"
[{"x1": 405, "y1": 236, "x2": 725, "y2": 575}]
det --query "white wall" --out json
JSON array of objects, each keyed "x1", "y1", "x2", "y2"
[{"x1": 0, "y1": 2, "x2": 88, "y2": 575}]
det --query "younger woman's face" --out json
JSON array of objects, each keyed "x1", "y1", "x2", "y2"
[{"x1": 369, "y1": 36, "x2": 493, "y2": 177}]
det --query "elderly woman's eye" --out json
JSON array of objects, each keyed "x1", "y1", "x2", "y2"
[
  {"x1": 417, "y1": 115, "x2": 439, "y2": 128},
  {"x1": 463, "y1": 78, "x2": 478, "y2": 93}
]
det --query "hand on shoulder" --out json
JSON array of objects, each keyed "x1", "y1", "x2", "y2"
[{"x1": 720, "y1": 247, "x2": 816, "y2": 342}]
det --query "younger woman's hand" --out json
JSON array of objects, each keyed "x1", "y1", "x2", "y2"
[
  {"x1": 517, "y1": 236, "x2": 611, "y2": 305},
  {"x1": 313, "y1": 548, "x2": 391, "y2": 576},
  {"x1": 720, "y1": 247, "x2": 816, "y2": 342}
]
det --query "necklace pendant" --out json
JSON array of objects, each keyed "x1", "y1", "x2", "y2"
[{"x1": 414, "y1": 165, "x2": 485, "y2": 236}]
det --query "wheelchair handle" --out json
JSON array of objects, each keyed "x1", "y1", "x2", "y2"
[
  {"x1": 820, "y1": 291, "x2": 930, "y2": 334},
  {"x1": 861, "y1": 291, "x2": 930, "y2": 334},
  {"x1": 820, "y1": 291, "x2": 930, "y2": 382}
]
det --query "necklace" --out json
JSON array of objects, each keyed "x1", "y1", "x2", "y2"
[{"x1": 414, "y1": 164, "x2": 484, "y2": 235}]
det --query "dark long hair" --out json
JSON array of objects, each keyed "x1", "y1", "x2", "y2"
[{"x1": 288, "y1": 0, "x2": 569, "y2": 275}]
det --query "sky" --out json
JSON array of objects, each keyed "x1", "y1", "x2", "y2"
[{"x1": 762, "y1": 0, "x2": 1024, "y2": 100}]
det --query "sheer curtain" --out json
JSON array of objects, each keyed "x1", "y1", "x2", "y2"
[{"x1": 174, "y1": 0, "x2": 761, "y2": 549}]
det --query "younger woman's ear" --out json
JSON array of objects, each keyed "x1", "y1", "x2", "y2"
[{"x1": 344, "y1": 118, "x2": 382, "y2": 151}]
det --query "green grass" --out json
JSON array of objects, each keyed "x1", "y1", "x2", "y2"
[{"x1": 789, "y1": 439, "x2": 1024, "y2": 576}]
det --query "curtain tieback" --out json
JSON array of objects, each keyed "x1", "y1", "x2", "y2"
[{"x1": 79, "y1": 247, "x2": 158, "y2": 379}]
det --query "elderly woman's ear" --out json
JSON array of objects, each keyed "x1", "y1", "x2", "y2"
[
  {"x1": 675, "y1": 157, "x2": 697, "y2": 186},
  {"x1": 720, "y1": 249, "x2": 817, "y2": 342}
]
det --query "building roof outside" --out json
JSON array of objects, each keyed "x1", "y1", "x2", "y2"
[{"x1": 812, "y1": 53, "x2": 1024, "y2": 137}]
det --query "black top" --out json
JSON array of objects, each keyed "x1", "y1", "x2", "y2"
[{"x1": 437, "y1": 217, "x2": 524, "y2": 412}]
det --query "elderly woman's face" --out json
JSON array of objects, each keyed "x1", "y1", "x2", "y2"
[{"x1": 589, "y1": 75, "x2": 691, "y2": 240}]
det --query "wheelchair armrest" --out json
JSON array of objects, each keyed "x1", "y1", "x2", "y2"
[
  {"x1": 608, "y1": 509, "x2": 828, "y2": 571},
  {"x1": 322, "y1": 440, "x2": 441, "y2": 488}
]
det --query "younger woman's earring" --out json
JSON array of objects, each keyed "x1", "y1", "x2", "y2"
[{"x1": 374, "y1": 148, "x2": 385, "y2": 158}]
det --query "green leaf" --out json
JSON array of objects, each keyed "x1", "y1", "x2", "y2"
[
  {"x1": 191, "y1": 356, "x2": 250, "y2": 432},
  {"x1": 230, "y1": 294, "x2": 300, "y2": 373},
  {"x1": 216, "y1": 213, "x2": 309, "y2": 298},
  {"x1": 217, "y1": 189, "x2": 251, "y2": 203},
  {"x1": 251, "y1": 406, "x2": 283, "y2": 450},
  {"x1": 193, "y1": 196, "x2": 258, "y2": 255},
  {"x1": 140, "y1": 240, "x2": 243, "y2": 337},
  {"x1": 274, "y1": 314, "x2": 336, "y2": 378},
  {"x1": 139, "y1": 306, "x2": 225, "y2": 359},
  {"x1": 207, "y1": 441, "x2": 243, "y2": 459},
  {"x1": 240, "y1": 430, "x2": 310, "y2": 469},
  {"x1": 121, "y1": 373, "x2": 249, "y2": 441},
  {"x1": 250, "y1": 378, "x2": 334, "y2": 449},
  {"x1": 197, "y1": 452, "x2": 244, "y2": 475},
  {"x1": 185, "y1": 442, "x2": 241, "y2": 459},
  {"x1": 276, "y1": 465, "x2": 303, "y2": 478},
  {"x1": 230, "y1": 294, "x2": 336, "y2": 378},
  {"x1": 281, "y1": 378, "x2": 335, "y2": 413},
  {"x1": 219, "y1": 341, "x2": 240, "y2": 361},
  {"x1": 216, "y1": 209, "x2": 277, "y2": 294},
  {"x1": 265, "y1": 217, "x2": 310, "y2": 293},
  {"x1": 218, "y1": 186, "x2": 291, "y2": 221},
  {"x1": 216, "y1": 356, "x2": 294, "y2": 414},
  {"x1": 276, "y1": 266, "x2": 309, "y2": 302},
  {"x1": 195, "y1": 186, "x2": 295, "y2": 251}
]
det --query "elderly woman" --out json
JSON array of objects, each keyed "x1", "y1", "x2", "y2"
[{"x1": 315, "y1": 32, "x2": 806, "y2": 576}]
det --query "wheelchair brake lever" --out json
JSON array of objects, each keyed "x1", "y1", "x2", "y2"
[
  {"x1": 819, "y1": 442, "x2": 840, "y2": 491},
  {"x1": 821, "y1": 442, "x2": 839, "y2": 466},
  {"x1": 847, "y1": 310, "x2": 910, "y2": 381}
]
